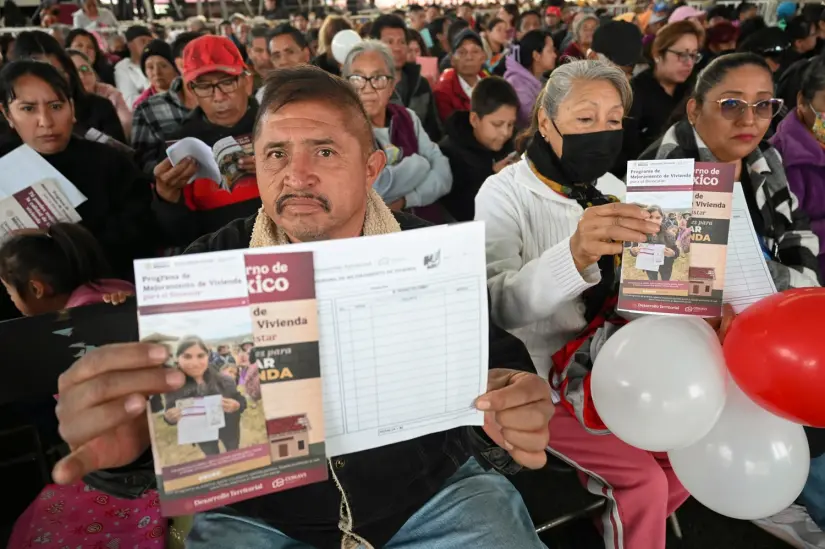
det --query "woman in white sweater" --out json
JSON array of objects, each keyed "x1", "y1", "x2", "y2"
[{"x1": 475, "y1": 60, "x2": 687, "y2": 549}]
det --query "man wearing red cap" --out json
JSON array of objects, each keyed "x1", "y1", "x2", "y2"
[
  {"x1": 152, "y1": 34, "x2": 261, "y2": 250},
  {"x1": 544, "y1": 6, "x2": 565, "y2": 34}
]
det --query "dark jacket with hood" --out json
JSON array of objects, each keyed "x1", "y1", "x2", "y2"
[
  {"x1": 439, "y1": 111, "x2": 514, "y2": 221},
  {"x1": 392, "y1": 62, "x2": 442, "y2": 141},
  {"x1": 82, "y1": 210, "x2": 538, "y2": 549},
  {"x1": 153, "y1": 99, "x2": 261, "y2": 248}
]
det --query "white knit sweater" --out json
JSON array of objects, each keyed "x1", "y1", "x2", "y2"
[{"x1": 475, "y1": 159, "x2": 623, "y2": 379}]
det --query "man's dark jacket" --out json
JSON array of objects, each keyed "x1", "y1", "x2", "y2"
[{"x1": 85, "y1": 211, "x2": 538, "y2": 549}]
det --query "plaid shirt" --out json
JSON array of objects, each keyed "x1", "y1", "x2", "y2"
[{"x1": 131, "y1": 77, "x2": 192, "y2": 174}]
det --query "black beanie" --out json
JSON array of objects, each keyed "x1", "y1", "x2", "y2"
[{"x1": 140, "y1": 39, "x2": 178, "y2": 76}]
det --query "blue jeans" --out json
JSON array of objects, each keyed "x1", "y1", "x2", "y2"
[
  {"x1": 801, "y1": 454, "x2": 825, "y2": 529},
  {"x1": 186, "y1": 457, "x2": 546, "y2": 549}
]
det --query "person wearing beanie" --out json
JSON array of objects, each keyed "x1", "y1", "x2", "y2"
[
  {"x1": 113, "y1": 25, "x2": 152, "y2": 108},
  {"x1": 132, "y1": 39, "x2": 179, "y2": 110},
  {"x1": 589, "y1": 20, "x2": 643, "y2": 79},
  {"x1": 434, "y1": 29, "x2": 489, "y2": 122}
]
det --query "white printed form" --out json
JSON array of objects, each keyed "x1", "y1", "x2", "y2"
[
  {"x1": 247, "y1": 222, "x2": 489, "y2": 457},
  {"x1": 723, "y1": 182, "x2": 777, "y2": 312}
]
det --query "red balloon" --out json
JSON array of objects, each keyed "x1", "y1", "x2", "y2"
[{"x1": 723, "y1": 288, "x2": 825, "y2": 427}]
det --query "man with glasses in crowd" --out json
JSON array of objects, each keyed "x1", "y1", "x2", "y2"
[{"x1": 152, "y1": 35, "x2": 262, "y2": 250}]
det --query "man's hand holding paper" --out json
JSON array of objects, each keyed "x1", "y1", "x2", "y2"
[
  {"x1": 476, "y1": 370, "x2": 554, "y2": 470},
  {"x1": 154, "y1": 157, "x2": 198, "y2": 203}
]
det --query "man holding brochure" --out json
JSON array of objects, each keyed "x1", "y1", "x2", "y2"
[{"x1": 53, "y1": 66, "x2": 554, "y2": 549}]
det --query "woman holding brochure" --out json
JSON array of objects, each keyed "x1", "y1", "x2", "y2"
[
  {"x1": 639, "y1": 52, "x2": 821, "y2": 290},
  {"x1": 0, "y1": 60, "x2": 158, "y2": 294},
  {"x1": 163, "y1": 337, "x2": 247, "y2": 458},
  {"x1": 475, "y1": 60, "x2": 728, "y2": 549}
]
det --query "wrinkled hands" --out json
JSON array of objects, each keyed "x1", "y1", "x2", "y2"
[
  {"x1": 570, "y1": 203, "x2": 660, "y2": 273},
  {"x1": 476, "y1": 369, "x2": 554, "y2": 469},
  {"x1": 154, "y1": 157, "x2": 198, "y2": 203}
]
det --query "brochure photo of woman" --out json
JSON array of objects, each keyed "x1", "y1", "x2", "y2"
[
  {"x1": 140, "y1": 309, "x2": 268, "y2": 469},
  {"x1": 622, "y1": 196, "x2": 692, "y2": 282}
]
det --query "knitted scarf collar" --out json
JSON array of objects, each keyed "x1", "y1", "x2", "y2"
[
  {"x1": 249, "y1": 189, "x2": 401, "y2": 248},
  {"x1": 248, "y1": 188, "x2": 399, "y2": 549},
  {"x1": 525, "y1": 132, "x2": 621, "y2": 322}
]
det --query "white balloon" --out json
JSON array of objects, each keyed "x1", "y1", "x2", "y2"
[
  {"x1": 590, "y1": 315, "x2": 727, "y2": 451},
  {"x1": 331, "y1": 30, "x2": 362, "y2": 65},
  {"x1": 668, "y1": 384, "x2": 810, "y2": 520}
]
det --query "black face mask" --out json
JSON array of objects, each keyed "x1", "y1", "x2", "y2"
[{"x1": 552, "y1": 119, "x2": 624, "y2": 182}]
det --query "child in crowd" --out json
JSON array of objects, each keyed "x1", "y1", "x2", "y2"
[
  {"x1": 2, "y1": 224, "x2": 166, "y2": 549},
  {"x1": 440, "y1": 76, "x2": 520, "y2": 221},
  {"x1": 0, "y1": 223, "x2": 134, "y2": 316}
]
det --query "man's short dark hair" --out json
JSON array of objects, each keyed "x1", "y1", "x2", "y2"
[
  {"x1": 409, "y1": 4, "x2": 424, "y2": 12},
  {"x1": 428, "y1": 16, "x2": 448, "y2": 37},
  {"x1": 786, "y1": 15, "x2": 814, "y2": 42},
  {"x1": 471, "y1": 76, "x2": 519, "y2": 117},
  {"x1": 255, "y1": 66, "x2": 374, "y2": 154},
  {"x1": 248, "y1": 24, "x2": 271, "y2": 46},
  {"x1": 172, "y1": 31, "x2": 203, "y2": 60},
  {"x1": 516, "y1": 9, "x2": 541, "y2": 31},
  {"x1": 370, "y1": 14, "x2": 407, "y2": 40},
  {"x1": 271, "y1": 23, "x2": 309, "y2": 50}
]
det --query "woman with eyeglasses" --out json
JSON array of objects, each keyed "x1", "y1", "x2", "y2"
[
  {"x1": 342, "y1": 40, "x2": 451, "y2": 213},
  {"x1": 640, "y1": 52, "x2": 820, "y2": 289},
  {"x1": 620, "y1": 21, "x2": 704, "y2": 176},
  {"x1": 65, "y1": 29, "x2": 115, "y2": 86},
  {"x1": 68, "y1": 50, "x2": 131, "y2": 139}
]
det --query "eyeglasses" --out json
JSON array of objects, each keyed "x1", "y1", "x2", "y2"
[
  {"x1": 189, "y1": 75, "x2": 243, "y2": 97},
  {"x1": 347, "y1": 74, "x2": 393, "y2": 91},
  {"x1": 715, "y1": 97, "x2": 784, "y2": 120},
  {"x1": 666, "y1": 49, "x2": 702, "y2": 64}
]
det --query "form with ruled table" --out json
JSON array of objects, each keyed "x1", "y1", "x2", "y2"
[
  {"x1": 247, "y1": 222, "x2": 490, "y2": 457},
  {"x1": 722, "y1": 182, "x2": 777, "y2": 312}
]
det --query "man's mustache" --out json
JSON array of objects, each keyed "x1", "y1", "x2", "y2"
[{"x1": 276, "y1": 192, "x2": 332, "y2": 214}]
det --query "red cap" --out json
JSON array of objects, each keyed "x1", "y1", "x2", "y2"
[
  {"x1": 546, "y1": 6, "x2": 562, "y2": 17},
  {"x1": 182, "y1": 35, "x2": 245, "y2": 82}
]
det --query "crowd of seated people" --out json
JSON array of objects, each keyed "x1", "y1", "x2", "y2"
[{"x1": 1, "y1": 1, "x2": 825, "y2": 547}]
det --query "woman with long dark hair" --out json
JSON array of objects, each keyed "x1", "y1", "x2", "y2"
[
  {"x1": 163, "y1": 337, "x2": 247, "y2": 456},
  {"x1": 65, "y1": 29, "x2": 116, "y2": 86},
  {"x1": 0, "y1": 60, "x2": 158, "y2": 283},
  {"x1": 12, "y1": 31, "x2": 126, "y2": 143},
  {"x1": 628, "y1": 204, "x2": 680, "y2": 280}
]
